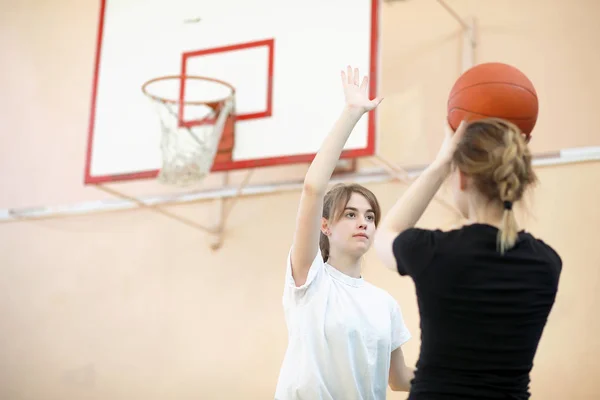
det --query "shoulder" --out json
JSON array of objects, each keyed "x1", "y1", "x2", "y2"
[
  {"x1": 533, "y1": 235, "x2": 562, "y2": 265},
  {"x1": 392, "y1": 225, "x2": 468, "y2": 252},
  {"x1": 392, "y1": 224, "x2": 495, "y2": 277},
  {"x1": 522, "y1": 232, "x2": 563, "y2": 273},
  {"x1": 391, "y1": 227, "x2": 455, "y2": 277},
  {"x1": 283, "y1": 246, "x2": 329, "y2": 308}
]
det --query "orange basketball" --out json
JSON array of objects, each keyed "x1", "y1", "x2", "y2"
[{"x1": 447, "y1": 62, "x2": 539, "y2": 139}]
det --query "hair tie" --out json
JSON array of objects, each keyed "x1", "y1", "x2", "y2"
[{"x1": 503, "y1": 201, "x2": 513, "y2": 210}]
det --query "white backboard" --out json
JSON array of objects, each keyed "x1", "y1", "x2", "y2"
[{"x1": 85, "y1": 0, "x2": 380, "y2": 184}]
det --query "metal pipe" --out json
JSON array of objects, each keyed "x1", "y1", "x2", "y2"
[
  {"x1": 436, "y1": 0, "x2": 469, "y2": 30},
  {"x1": 2, "y1": 147, "x2": 598, "y2": 222}
]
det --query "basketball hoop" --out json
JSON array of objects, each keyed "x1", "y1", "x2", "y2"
[{"x1": 141, "y1": 75, "x2": 236, "y2": 186}]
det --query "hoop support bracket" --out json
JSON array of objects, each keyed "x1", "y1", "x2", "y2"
[{"x1": 95, "y1": 167, "x2": 254, "y2": 251}]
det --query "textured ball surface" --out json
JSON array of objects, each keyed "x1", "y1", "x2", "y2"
[{"x1": 447, "y1": 62, "x2": 538, "y2": 138}]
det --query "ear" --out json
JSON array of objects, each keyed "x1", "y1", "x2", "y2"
[{"x1": 321, "y1": 217, "x2": 330, "y2": 236}]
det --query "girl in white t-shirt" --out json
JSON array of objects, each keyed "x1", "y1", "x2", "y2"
[{"x1": 274, "y1": 67, "x2": 413, "y2": 400}]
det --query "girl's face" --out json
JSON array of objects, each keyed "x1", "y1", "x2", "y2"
[{"x1": 324, "y1": 193, "x2": 377, "y2": 258}]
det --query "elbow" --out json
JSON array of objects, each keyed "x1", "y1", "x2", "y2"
[
  {"x1": 377, "y1": 223, "x2": 399, "y2": 237},
  {"x1": 373, "y1": 228, "x2": 387, "y2": 248},
  {"x1": 389, "y1": 365, "x2": 414, "y2": 392},
  {"x1": 302, "y1": 181, "x2": 317, "y2": 194},
  {"x1": 389, "y1": 384, "x2": 401, "y2": 392},
  {"x1": 373, "y1": 229, "x2": 398, "y2": 272},
  {"x1": 389, "y1": 381, "x2": 410, "y2": 392},
  {"x1": 389, "y1": 380, "x2": 411, "y2": 392},
  {"x1": 373, "y1": 236, "x2": 385, "y2": 262},
  {"x1": 373, "y1": 229, "x2": 385, "y2": 249},
  {"x1": 302, "y1": 181, "x2": 325, "y2": 197}
]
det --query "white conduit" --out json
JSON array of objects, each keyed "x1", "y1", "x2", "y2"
[{"x1": 1, "y1": 147, "x2": 599, "y2": 222}]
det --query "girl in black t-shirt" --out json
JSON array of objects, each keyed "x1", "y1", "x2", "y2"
[{"x1": 374, "y1": 118, "x2": 562, "y2": 399}]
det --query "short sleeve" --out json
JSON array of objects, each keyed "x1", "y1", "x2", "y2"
[
  {"x1": 283, "y1": 247, "x2": 326, "y2": 308},
  {"x1": 391, "y1": 302, "x2": 411, "y2": 351},
  {"x1": 392, "y1": 228, "x2": 442, "y2": 278}
]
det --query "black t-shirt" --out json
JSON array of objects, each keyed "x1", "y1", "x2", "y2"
[{"x1": 392, "y1": 223, "x2": 562, "y2": 400}]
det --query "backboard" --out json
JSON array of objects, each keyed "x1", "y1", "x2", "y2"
[{"x1": 84, "y1": 0, "x2": 380, "y2": 184}]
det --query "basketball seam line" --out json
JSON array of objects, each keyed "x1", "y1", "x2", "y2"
[
  {"x1": 448, "y1": 81, "x2": 538, "y2": 102},
  {"x1": 448, "y1": 107, "x2": 537, "y2": 120}
]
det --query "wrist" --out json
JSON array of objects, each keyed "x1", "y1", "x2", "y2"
[{"x1": 342, "y1": 105, "x2": 366, "y2": 119}]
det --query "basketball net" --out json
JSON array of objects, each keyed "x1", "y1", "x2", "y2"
[{"x1": 142, "y1": 76, "x2": 236, "y2": 186}]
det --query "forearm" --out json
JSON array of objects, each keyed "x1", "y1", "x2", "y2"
[
  {"x1": 380, "y1": 161, "x2": 450, "y2": 233},
  {"x1": 303, "y1": 106, "x2": 363, "y2": 193}
]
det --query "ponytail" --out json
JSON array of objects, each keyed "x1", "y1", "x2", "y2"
[
  {"x1": 498, "y1": 201, "x2": 518, "y2": 254},
  {"x1": 319, "y1": 232, "x2": 330, "y2": 262}
]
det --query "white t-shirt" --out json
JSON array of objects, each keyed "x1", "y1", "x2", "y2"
[{"x1": 275, "y1": 248, "x2": 411, "y2": 400}]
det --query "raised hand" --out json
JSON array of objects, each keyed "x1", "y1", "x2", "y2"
[
  {"x1": 434, "y1": 119, "x2": 468, "y2": 168},
  {"x1": 341, "y1": 66, "x2": 383, "y2": 113}
]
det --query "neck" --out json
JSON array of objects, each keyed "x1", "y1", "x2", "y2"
[
  {"x1": 326, "y1": 250, "x2": 362, "y2": 278},
  {"x1": 467, "y1": 197, "x2": 505, "y2": 228}
]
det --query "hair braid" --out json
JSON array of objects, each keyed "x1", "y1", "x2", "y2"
[{"x1": 452, "y1": 118, "x2": 537, "y2": 253}]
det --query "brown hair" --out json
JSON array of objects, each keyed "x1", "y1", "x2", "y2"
[
  {"x1": 452, "y1": 118, "x2": 537, "y2": 253},
  {"x1": 319, "y1": 183, "x2": 381, "y2": 262}
]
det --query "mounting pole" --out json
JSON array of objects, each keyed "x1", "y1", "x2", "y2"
[
  {"x1": 435, "y1": 0, "x2": 476, "y2": 72},
  {"x1": 461, "y1": 16, "x2": 476, "y2": 72},
  {"x1": 209, "y1": 172, "x2": 229, "y2": 250},
  {"x1": 208, "y1": 168, "x2": 254, "y2": 250}
]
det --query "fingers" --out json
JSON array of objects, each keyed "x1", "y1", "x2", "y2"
[
  {"x1": 342, "y1": 66, "x2": 368, "y2": 87},
  {"x1": 448, "y1": 120, "x2": 468, "y2": 144},
  {"x1": 444, "y1": 119, "x2": 467, "y2": 135},
  {"x1": 371, "y1": 97, "x2": 384, "y2": 107},
  {"x1": 455, "y1": 120, "x2": 468, "y2": 137},
  {"x1": 443, "y1": 119, "x2": 454, "y2": 137},
  {"x1": 340, "y1": 65, "x2": 383, "y2": 111},
  {"x1": 360, "y1": 76, "x2": 369, "y2": 92}
]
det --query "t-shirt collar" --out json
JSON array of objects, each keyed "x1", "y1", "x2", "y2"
[{"x1": 325, "y1": 263, "x2": 365, "y2": 287}]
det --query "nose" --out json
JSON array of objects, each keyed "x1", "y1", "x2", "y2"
[{"x1": 357, "y1": 217, "x2": 367, "y2": 230}]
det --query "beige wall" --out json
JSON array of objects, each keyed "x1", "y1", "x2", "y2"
[
  {"x1": 378, "y1": 0, "x2": 600, "y2": 167},
  {"x1": 1, "y1": 0, "x2": 599, "y2": 399},
  {"x1": 1, "y1": 163, "x2": 599, "y2": 399}
]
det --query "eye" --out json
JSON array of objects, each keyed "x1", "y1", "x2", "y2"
[
  {"x1": 366, "y1": 214, "x2": 375, "y2": 221},
  {"x1": 345, "y1": 212, "x2": 356, "y2": 218}
]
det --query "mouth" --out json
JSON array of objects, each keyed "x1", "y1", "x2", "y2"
[{"x1": 353, "y1": 233, "x2": 369, "y2": 239}]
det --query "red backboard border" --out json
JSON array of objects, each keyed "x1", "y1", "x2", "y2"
[
  {"x1": 179, "y1": 38, "x2": 275, "y2": 128},
  {"x1": 84, "y1": 0, "x2": 380, "y2": 184}
]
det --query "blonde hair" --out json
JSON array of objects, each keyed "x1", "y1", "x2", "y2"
[
  {"x1": 320, "y1": 183, "x2": 381, "y2": 262},
  {"x1": 452, "y1": 118, "x2": 537, "y2": 253}
]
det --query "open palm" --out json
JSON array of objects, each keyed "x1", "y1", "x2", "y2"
[{"x1": 341, "y1": 66, "x2": 382, "y2": 113}]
